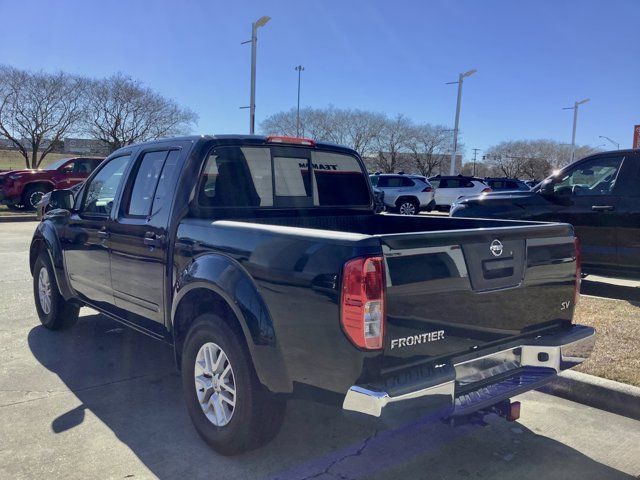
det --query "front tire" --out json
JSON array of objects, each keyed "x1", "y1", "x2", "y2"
[
  {"x1": 33, "y1": 253, "x2": 79, "y2": 330},
  {"x1": 181, "y1": 314, "x2": 285, "y2": 455},
  {"x1": 23, "y1": 185, "x2": 51, "y2": 211}
]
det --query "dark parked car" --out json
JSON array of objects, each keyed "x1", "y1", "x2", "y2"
[
  {"x1": 451, "y1": 149, "x2": 640, "y2": 277},
  {"x1": 0, "y1": 157, "x2": 103, "y2": 210},
  {"x1": 484, "y1": 178, "x2": 531, "y2": 192},
  {"x1": 30, "y1": 135, "x2": 593, "y2": 455}
]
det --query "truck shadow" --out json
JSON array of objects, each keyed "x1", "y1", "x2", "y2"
[{"x1": 28, "y1": 312, "x2": 635, "y2": 480}]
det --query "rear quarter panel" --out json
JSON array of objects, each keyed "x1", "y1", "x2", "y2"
[{"x1": 173, "y1": 219, "x2": 383, "y2": 394}]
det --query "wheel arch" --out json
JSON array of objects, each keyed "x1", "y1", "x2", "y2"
[
  {"x1": 29, "y1": 222, "x2": 74, "y2": 300},
  {"x1": 171, "y1": 254, "x2": 291, "y2": 394}
]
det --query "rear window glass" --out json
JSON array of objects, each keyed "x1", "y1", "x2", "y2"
[
  {"x1": 312, "y1": 151, "x2": 370, "y2": 206},
  {"x1": 196, "y1": 146, "x2": 369, "y2": 209}
]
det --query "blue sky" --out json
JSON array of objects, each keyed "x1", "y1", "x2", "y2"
[{"x1": 1, "y1": 0, "x2": 638, "y2": 160}]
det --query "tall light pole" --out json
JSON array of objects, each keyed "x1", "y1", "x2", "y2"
[
  {"x1": 447, "y1": 68, "x2": 476, "y2": 175},
  {"x1": 242, "y1": 15, "x2": 270, "y2": 135},
  {"x1": 598, "y1": 135, "x2": 619, "y2": 150},
  {"x1": 472, "y1": 148, "x2": 480, "y2": 176},
  {"x1": 563, "y1": 98, "x2": 589, "y2": 163},
  {"x1": 295, "y1": 65, "x2": 304, "y2": 137}
]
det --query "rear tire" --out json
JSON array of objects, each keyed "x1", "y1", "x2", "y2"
[
  {"x1": 33, "y1": 253, "x2": 79, "y2": 330},
  {"x1": 181, "y1": 314, "x2": 286, "y2": 455},
  {"x1": 395, "y1": 198, "x2": 419, "y2": 215}
]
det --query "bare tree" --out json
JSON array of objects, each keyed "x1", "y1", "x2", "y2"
[
  {"x1": 484, "y1": 139, "x2": 596, "y2": 180},
  {"x1": 404, "y1": 124, "x2": 452, "y2": 176},
  {"x1": 261, "y1": 107, "x2": 386, "y2": 158},
  {"x1": 371, "y1": 114, "x2": 413, "y2": 173},
  {"x1": 0, "y1": 65, "x2": 87, "y2": 168},
  {"x1": 85, "y1": 74, "x2": 197, "y2": 153}
]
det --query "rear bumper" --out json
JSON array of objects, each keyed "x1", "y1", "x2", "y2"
[{"x1": 343, "y1": 324, "x2": 595, "y2": 417}]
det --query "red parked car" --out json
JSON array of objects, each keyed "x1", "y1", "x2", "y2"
[{"x1": 0, "y1": 157, "x2": 104, "y2": 210}]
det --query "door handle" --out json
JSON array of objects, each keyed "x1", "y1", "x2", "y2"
[
  {"x1": 143, "y1": 232, "x2": 164, "y2": 248},
  {"x1": 97, "y1": 229, "x2": 109, "y2": 239},
  {"x1": 591, "y1": 205, "x2": 615, "y2": 212}
]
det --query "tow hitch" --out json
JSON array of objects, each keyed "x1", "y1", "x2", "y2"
[{"x1": 448, "y1": 400, "x2": 521, "y2": 427}]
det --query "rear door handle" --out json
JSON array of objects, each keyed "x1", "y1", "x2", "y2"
[
  {"x1": 591, "y1": 205, "x2": 615, "y2": 211},
  {"x1": 143, "y1": 232, "x2": 164, "y2": 248}
]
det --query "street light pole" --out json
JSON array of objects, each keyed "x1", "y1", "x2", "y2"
[
  {"x1": 447, "y1": 69, "x2": 476, "y2": 175},
  {"x1": 244, "y1": 16, "x2": 271, "y2": 135},
  {"x1": 563, "y1": 98, "x2": 589, "y2": 163},
  {"x1": 295, "y1": 65, "x2": 304, "y2": 137},
  {"x1": 598, "y1": 135, "x2": 620, "y2": 150}
]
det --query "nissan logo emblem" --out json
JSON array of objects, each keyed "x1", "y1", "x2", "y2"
[{"x1": 490, "y1": 239, "x2": 503, "y2": 257}]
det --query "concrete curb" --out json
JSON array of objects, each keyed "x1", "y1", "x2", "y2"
[
  {"x1": 0, "y1": 215, "x2": 37, "y2": 223},
  {"x1": 540, "y1": 370, "x2": 640, "y2": 421}
]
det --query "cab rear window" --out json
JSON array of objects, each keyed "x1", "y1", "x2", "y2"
[{"x1": 196, "y1": 146, "x2": 370, "y2": 209}]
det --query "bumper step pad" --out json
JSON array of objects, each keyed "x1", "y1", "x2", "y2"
[{"x1": 454, "y1": 367, "x2": 556, "y2": 416}]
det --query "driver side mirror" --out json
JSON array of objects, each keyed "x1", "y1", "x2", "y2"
[{"x1": 49, "y1": 189, "x2": 75, "y2": 211}]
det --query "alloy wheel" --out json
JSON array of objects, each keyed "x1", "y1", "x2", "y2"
[
  {"x1": 38, "y1": 267, "x2": 52, "y2": 315},
  {"x1": 399, "y1": 202, "x2": 416, "y2": 215},
  {"x1": 194, "y1": 342, "x2": 236, "y2": 426}
]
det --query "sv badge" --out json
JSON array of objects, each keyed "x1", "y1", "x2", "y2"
[{"x1": 560, "y1": 301, "x2": 571, "y2": 311}]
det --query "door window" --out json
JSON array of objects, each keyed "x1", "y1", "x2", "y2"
[
  {"x1": 554, "y1": 156, "x2": 624, "y2": 196},
  {"x1": 127, "y1": 151, "x2": 169, "y2": 216},
  {"x1": 82, "y1": 155, "x2": 131, "y2": 216},
  {"x1": 71, "y1": 159, "x2": 95, "y2": 174}
]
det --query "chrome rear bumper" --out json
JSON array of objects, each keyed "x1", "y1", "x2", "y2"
[{"x1": 343, "y1": 325, "x2": 595, "y2": 417}]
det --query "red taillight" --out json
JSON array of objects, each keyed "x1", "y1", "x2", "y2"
[
  {"x1": 340, "y1": 256, "x2": 385, "y2": 350},
  {"x1": 481, "y1": 187, "x2": 492, "y2": 193},
  {"x1": 422, "y1": 186, "x2": 433, "y2": 192},
  {"x1": 574, "y1": 236, "x2": 581, "y2": 306},
  {"x1": 266, "y1": 135, "x2": 316, "y2": 146}
]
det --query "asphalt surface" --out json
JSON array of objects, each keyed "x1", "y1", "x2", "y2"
[{"x1": 1, "y1": 221, "x2": 639, "y2": 480}]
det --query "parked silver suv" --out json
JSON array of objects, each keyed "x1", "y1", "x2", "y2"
[{"x1": 369, "y1": 173, "x2": 436, "y2": 215}]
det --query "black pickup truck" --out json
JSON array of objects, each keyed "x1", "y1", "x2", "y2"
[{"x1": 30, "y1": 135, "x2": 595, "y2": 455}]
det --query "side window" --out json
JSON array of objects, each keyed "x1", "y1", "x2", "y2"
[
  {"x1": 72, "y1": 159, "x2": 94, "y2": 174},
  {"x1": 369, "y1": 176, "x2": 379, "y2": 187},
  {"x1": 60, "y1": 161, "x2": 74, "y2": 174},
  {"x1": 151, "y1": 150, "x2": 181, "y2": 216},
  {"x1": 554, "y1": 156, "x2": 624, "y2": 196},
  {"x1": 127, "y1": 151, "x2": 169, "y2": 216},
  {"x1": 82, "y1": 155, "x2": 131, "y2": 216},
  {"x1": 401, "y1": 177, "x2": 415, "y2": 187},
  {"x1": 463, "y1": 180, "x2": 475, "y2": 188},
  {"x1": 385, "y1": 177, "x2": 404, "y2": 188},
  {"x1": 377, "y1": 177, "x2": 389, "y2": 188},
  {"x1": 430, "y1": 179, "x2": 440, "y2": 188}
]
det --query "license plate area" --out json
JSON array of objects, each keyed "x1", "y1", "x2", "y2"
[{"x1": 454, "y1": 348, "x2": 522, "y2": 389}]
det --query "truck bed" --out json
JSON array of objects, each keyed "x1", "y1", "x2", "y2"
[{"x1": 179, "y1": 212, "x2": 578, "y2": 394}]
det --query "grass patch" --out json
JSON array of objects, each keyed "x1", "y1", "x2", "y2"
[
  {"x1": 0, "y1": 150, "x2": 71, "y2": 171},
  {"x1": 573, "y1": 295, "x2": 640, "y2": 387}
]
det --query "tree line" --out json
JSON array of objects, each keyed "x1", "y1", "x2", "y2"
[
  {"x1": 262, "y1": 107, "x2": 597, "y2": 180},
  {"x1": 0, "y1": 65, "x2": 197, "y2": 168}
]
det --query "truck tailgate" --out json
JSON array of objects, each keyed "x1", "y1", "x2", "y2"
[{"x1": 378, "y1": 223, "x2": 578, "y2": 370}]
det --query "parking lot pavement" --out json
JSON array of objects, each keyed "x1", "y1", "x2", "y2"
[{"x1": 1, "y1": 222, "x2": 639, "y2": 480}]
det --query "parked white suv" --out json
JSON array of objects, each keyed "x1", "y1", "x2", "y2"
[
  {"x1": 369, "y1": 173, "x2": 435, "y2": 215},
  {"x1": 428, "y1": 175, "x2": 491, "y2": 209}
]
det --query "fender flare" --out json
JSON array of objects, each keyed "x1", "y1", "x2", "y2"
[
  {"x1": 30, "y1": 221, "x2": 75, "y2": 300},
  {"x1": 171, "y1": 253, "x2": 291, "y2": 393}
]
